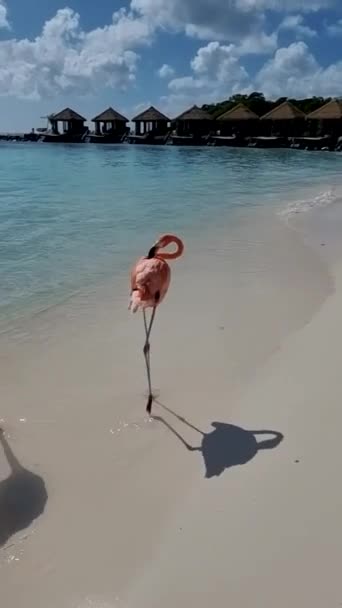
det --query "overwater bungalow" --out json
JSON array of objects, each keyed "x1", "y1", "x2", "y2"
[
  {"x1": 172, "y1": 105, "x2": 213, "y2": 145},
  {"x1": 129, "y1": 106, "x2": 170, "y2": 144},
  {"x1": 90, "y1": 107, "x2": 129, "y2": 143},
  {"x1": 212, "y1": 103, "x2": 259, "y2": 146},
  {"x1": 259, "y1": 101, "x2": 306, "y2": 145},
  {"x1": 43, "y1": 108, "x2": 88, "y2": 143},
  {"x1": 306, "y1": 99, "x2": 342, "y2": 145}
]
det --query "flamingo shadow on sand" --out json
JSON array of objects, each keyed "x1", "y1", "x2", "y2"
[
  {"x1": 0, "y1": 429, "x2": 48, "y2": 548},
  {"x1": 153, "y1": 403, "x2": 283, "y2": 478}
]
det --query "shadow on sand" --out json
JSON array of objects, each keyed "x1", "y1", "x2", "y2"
[
  {"x1": 153, "y1": 402, "x2": 283, "y2": 478},
  {"x1": 0, "y1": 429, "x2": 48, "y2": 548}
]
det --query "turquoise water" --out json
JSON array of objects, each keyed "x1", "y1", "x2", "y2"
[{"x1": 0, "y1": 142, "x2": 341, "y2": 327}]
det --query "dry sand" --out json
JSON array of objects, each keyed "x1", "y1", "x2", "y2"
[{"x1": 1, "y1": 208, "x2": 342, "y2": 607}]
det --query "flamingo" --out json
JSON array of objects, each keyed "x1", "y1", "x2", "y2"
[{"x1": 129, "y1": 234, "x2": 184, "y2": 414}]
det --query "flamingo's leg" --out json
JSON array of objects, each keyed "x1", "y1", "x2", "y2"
[{"x1": 143, "y1": 307, "x2": 157, "y2": 414}]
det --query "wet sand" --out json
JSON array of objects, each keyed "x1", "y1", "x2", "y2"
[{"x1": 1, "y1": 206, "x2": 341, "y2": 607}]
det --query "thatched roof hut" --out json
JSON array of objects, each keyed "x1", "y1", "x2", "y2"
[
  {"x1": 92, "y1": 107, "x2": 128, "y2": 123},
  {"x1": 132, "y1": 106, "x2": 169, "y2": 136},
  {"x1": 132, "y1": 106, "x2": 169, "y2": 122},
  {"x1": 91, "y1": 107, "x2": 128, "y2": 138},
  {"x1": 306, "y1": 99, "x2": 342, "y2": 138},
  {"x1": 48, "y1": 107, "x2": 86, "y2": 136},
  {"x1": 218, "y1": 103, "x2": 259, "y2": 121},
  {"x1": 50, "y1": 107, "x2": 86, "y2": 122},
  {"x1": 307, "y1": 99, "x2": 342, "y2": 120},
  {"x1": 260, "y1": 101, "x2": 305, "y2": 136},
  {"x1": 261, "y1": 101, "x2": 305, "y2": 121},
  {"x1": 173, "y1": 105, "x2": 213, "y2": 140},
  {"x1": 217, "y1": 103, "x2": 259, "y2": 137},
  {"x1": 174, "y1": 105, "x2": 213, "y2": 122}
]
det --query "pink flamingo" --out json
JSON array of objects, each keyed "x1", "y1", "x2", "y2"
[{"x1": 129, "y1": 234, "x2": 184, "y2": 414}]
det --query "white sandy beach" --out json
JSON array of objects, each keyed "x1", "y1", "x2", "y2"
[{"x1": 1, "y1": 204, "x2": 342, "y2": 607}]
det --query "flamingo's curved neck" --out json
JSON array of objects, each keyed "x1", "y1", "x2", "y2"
[{"x1": 157, "y1": 235, "x2": 184, "y2": 260}]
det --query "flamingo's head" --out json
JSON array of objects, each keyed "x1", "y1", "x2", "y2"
[
  {"x1": 153, "y1": 234, "x2": 184, "y2": 260},
  {"x1": 147, "y1": 235, "x2": 173, "y2": 259}
]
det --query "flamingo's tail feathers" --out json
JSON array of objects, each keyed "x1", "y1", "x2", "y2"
[{"x1": 129, "y1": 290, "x2": 142, "y2": 313}]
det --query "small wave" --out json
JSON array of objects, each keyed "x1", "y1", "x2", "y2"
[{"x1": 279, "y1": 187, "x2": 341, "y2": 220}]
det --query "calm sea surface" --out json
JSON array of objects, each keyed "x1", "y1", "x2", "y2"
[{"x1": 0, "y1": 142, "x2": 341, "y2": 327}]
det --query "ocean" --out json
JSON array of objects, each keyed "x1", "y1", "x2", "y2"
[{"x1": 0, "y1": 142, "x2": 341, "y2": 332}]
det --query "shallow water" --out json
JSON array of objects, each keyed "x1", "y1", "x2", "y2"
[{"x1": 0, "y1": 142, "x2": 341, "y2": 330}]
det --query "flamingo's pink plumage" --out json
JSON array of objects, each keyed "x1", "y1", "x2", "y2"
[
  {"x1": 129, "y1": 257, "x2": 170, "y2": 312},
  {"x1": 129, "y1": 234, "x2": 184, "y2": 312}
]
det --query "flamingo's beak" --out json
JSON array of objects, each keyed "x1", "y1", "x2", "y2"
[
  {"x1": 147, "y1": 245, "x2": 158, "y2": 259},
  {"x1": 148, "y1": 237, "x2": 164, "y2": 258}
]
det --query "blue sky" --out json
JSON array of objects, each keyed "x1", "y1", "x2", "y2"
[{"x1": 0, "y1": 0, "x2": 341, "y2": 131}]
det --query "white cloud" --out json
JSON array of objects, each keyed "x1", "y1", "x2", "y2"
[
  {"x1": 163, "y1": 37, "x2": 342, "y2": 117},
  {"x1": 238, "y1": 31, "x2": 278, "y2": 54},
  {"x1": 255, "y1": 41, "x2": 342, "y2": 98},
  {"x1": 166, "y1": 42, "x2": 248, "y2": 110},
  {"x1": 190, "y1": 42, "x2": 248, "y2": 81},
  {"x1": 0, "y1": 7, "x2": 153, "y2": 99},
  {"x1": 132, "y1": 0, "x2": 336, "y2": 42},
  {"x1": 132, "y1": 0, "x2": 266, "y2": 41},
  {"x1": 237, "y1": 0, "x2": 334, "y2": 9},
  {"x1": 1, "y1": 0, "x2": 341, "y2": 106},
  {"x1": 278, "y1": 15, "x2": 316, "y2": 38},
  {"x1": 310, "y1": 61, "x2": 342, "y2": 97},
  {"x1": 326, "y1": 19, "x2": 342, "y2": 36},
  {"x1": 256, "y1": 42, "x2": 318, "y2": 98},
  {"x1": 168, "y1": 76, "x2": 208, "y2": 93},
  {"x1": 158, "y1": 63, "x2": 175, "y2": 78},
  {"x1": 186, "y1": 25, "x2": 278, "y2": 55},
  {"x1": 0, "y1": 1, "x2": 8, "y2": 29}
]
